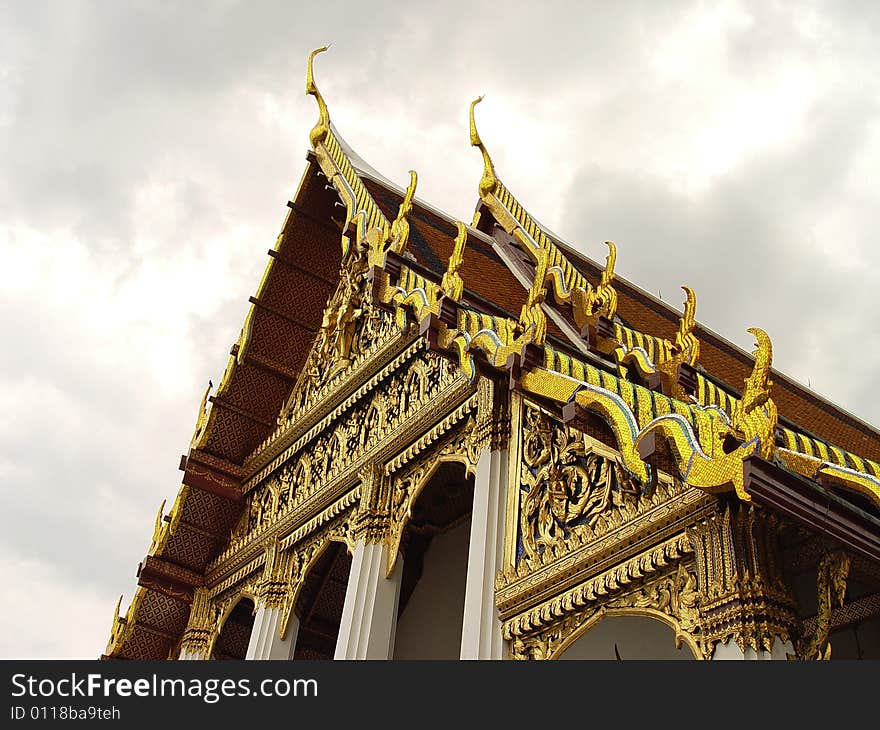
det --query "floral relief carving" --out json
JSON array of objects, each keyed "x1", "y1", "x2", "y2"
[{"x1": 519, "y1": 405, "x2": 642, "y2": 561}]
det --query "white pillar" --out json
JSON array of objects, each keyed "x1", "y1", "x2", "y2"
[
  {"x1": 460, "y1": 447, "x2": 508, "y2": 659},
  {"x1": 334, "y1": 540, "x2": 402, "y2": 659},
  {"x1": 245, "y1": 604, "x2": 300, "y2": 660},
  {"x1": 178, "y1": 648, "x2": 207, "y2": 660},
  {"x1": 711, "y1": 637, "x2": 795, "y2": 660}
]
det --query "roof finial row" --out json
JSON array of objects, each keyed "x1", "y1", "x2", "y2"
[{"x1": 306, "y1": 46, "x2": 331, "y2": 148}]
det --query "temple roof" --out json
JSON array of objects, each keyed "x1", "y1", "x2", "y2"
[{"x1": 104, "y1": 48, "x2": 880, "y2": 660}]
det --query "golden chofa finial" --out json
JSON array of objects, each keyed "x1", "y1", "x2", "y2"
[
  {"x1": 469, "y1": 96, "x2": 499, "y2": 198},
  {"x1": 306, "y1": 45, "x2": 331, "y2": 148},
  {"x1": 674, "y1": 285, "x2": 700, "y2": 367},
  {"x1": 389, "y1": 170, "x2": 418, "y2": 254}
]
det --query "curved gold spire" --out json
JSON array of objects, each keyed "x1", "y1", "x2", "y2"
[
  {"x1": 389, "y1": 170, "x2": 418, "y2": 253},
  {"x1": 674, "y1": 285, "x2": 700, "y2": 367},
  {"x1": 306, "y1": 45, "x2": 331, "y2": 148},
  {"x1": 469, "y1": 96, "x2": 499, "y2": 199}
]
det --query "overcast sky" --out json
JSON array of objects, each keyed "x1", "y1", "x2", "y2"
[{"x1": 2, "y1": 1, "x2": 879, "y2": 658}]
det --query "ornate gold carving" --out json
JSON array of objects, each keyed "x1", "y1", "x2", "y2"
[
  {"x1": 258, "y1": 540, "x2": 295, "y2": 612},
  {"x1": 279, "y1": 303, "x2": 398, "y2": 427},
  {"x1": 636, "y1": 328, "x2": 779, "y2": 501},
  {"x1": 730, "y1": 327, "x2": 777, "y2": 460},
  {"x1": 179, "y1": 587, "x2": 219, "y2": 659},
  {"x1": 569, "y1": 241, "x2": 618, "y2": 332},
  {"x1": 796, "y1": 551, "x2": 851, "y2": 660},
  {"x1": 519, "y1": 368, "x2": 653, "y2": 485},
  {"x1": 518, "y1": 407, "x2": 641, "y2": 561},
  {"x1": 502, "y1": 533, "x2": 693, "y2": 633},
  {"x1": 222, "y1": 350, "x2": 463, "y2": 567},
  {"x1": 352, "y1": 463, "x2": 390, "y2": 544},
  {"x1": 604, "y1": 564, "x2": 702, "y2": 641},
  {"x1": 310, "y1": 256, "x2": 370, "y2": 382},
  {"x1": 687, "y1": 504, "x2": 797, "y2": 655},
  {"x1": 506, "y1": 548, "x2": 703, "y2": 660}
]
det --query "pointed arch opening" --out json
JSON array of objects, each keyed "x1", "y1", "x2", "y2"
[
  {"x1": 211, "y1": 596, "x2": 256, "y2": 660},
  {"x1": 393, "y1": 461, "x2": 474, "y2": 659},
  {"x1": 291, "y1": 540, "x2": 353, "y2": 659},
  {"x1": 556, "y1": 612, "x2": 696, "y2": 660}
]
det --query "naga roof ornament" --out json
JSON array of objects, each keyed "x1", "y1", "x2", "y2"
[
  {"x1": 440, "y1": 222, "x2": 468, "y2": 302},
  {"x1": 190, "y1": 380, "x2": 213, "y2": 449},
  {"x1": 731, "y1": 327, "x2": 777, "y2": 460},
  {"x1": 674, "y1": 286, "x2": 700, "y2": 367}
]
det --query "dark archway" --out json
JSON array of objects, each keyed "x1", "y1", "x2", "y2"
[
  {"x1": 212, "y1": 597, "x2": 256, "y2": 660},
  {"x1": 393, "y1": 461, "x2": 474, "y2": 659},
  {"x1": 557, "y1": 614, "x2": 696, "y2": 660},
  {"x1": 292, "y1": 541, "x2": 353, "y2": 659}
]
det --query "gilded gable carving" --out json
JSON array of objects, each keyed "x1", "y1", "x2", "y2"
[
  {"x1": 278, "y1": 253, "x2": 399, "y2": 426},
  {"x1": 517, "y1": 403, "x2": 654, "y2": 565},
  {"x1": 222, "y1": 350, "x2": 461, "y2": 558}
]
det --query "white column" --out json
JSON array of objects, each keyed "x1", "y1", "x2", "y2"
[
  {"x1": 245, "y1": 604, "x2": 300, "y2": 660},
  {"x1": 711, "y1": 637, "x2": 795, "y2": 660},
  {"x1": 334, "y1": 540, "x2": 402, "y2": 659},
  {"x1": 460, "y1": 447, "x2": 509, "y2": 659},
  {"x1": 178, "y1": 648, "x2": 207, "y2": 660}
]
